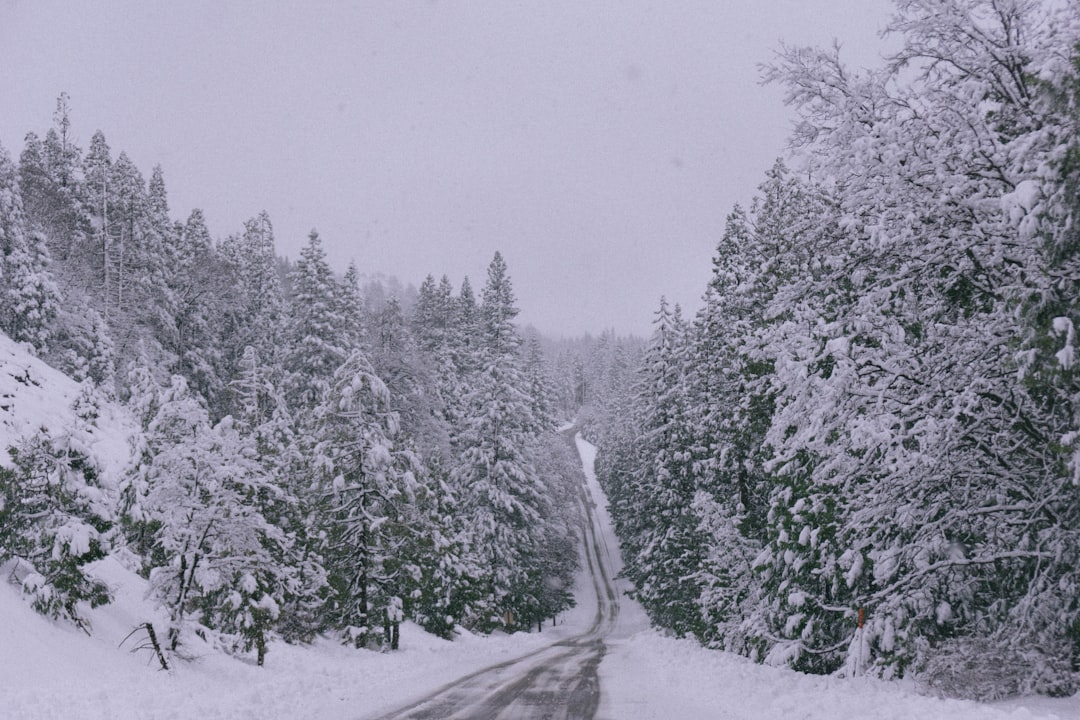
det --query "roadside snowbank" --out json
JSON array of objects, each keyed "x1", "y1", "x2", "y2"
[
  {"x1": 600, "y1": 630, "x2": 1076, "y2": 720},
  {"x1": 575, "y1": 435, "x2": 1078, "y2": 720},
  {"x1": 0, "y1": 551, "x2": 586, "y2": 720}
]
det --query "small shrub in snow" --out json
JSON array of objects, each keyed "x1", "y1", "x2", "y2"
[{"x1": 0, "y1": 432, "x2": 111, "y2": 631}]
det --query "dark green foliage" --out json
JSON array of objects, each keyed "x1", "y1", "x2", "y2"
[{"x1": 0, "y1": 435, "x2": 111, "y2": 631}]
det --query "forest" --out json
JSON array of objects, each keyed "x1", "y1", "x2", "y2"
[
  {"x1": 0, "y1": 93, "x2": 588, "y2": 664},
  {"x1": 579, "y1": 0, "x2": 1080, "y2": 701},
  {"x1": 1, "y1": 0, "x2": 1079, "y2": 704}
]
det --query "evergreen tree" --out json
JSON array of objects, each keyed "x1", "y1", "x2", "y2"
[
  {"x1": 230, "y1": 345, "x2": 327, "y2": 644},
  {"x1": 450, "y1": 253, "x2": 548, "y2": 629},
  {"x1": 337, "y1": 260, "x2": 365, "y2": 351},
  {"x1": 218, "y1": 211, "x2": 285, "y2": 415},
  {"x1": 616, "y1": 298, "x2": 707, "y2": 638},
  {"x1": 313, "y1": 350, "x2": 421, "y2": 648},
  {"x1": 163, "y1": 209, "x2": 226, "y2": 405},
  {"x1": 20, "y1": 93, "x2": 90, "y2": 273},
  {"x1": 284, "y1": 230, "x2": 348, "y2": 410},
  {"x1": 80, "y1": 130, "x2": 113, "y2": 316},
  {"x1": 122, "y1": 376, "x2": 296, "y2": 659},
  {"x1": 0, "y1": 430, "x2": 111, "y2": 631},
  {"x1": 0, "y1": 144, "x2": 60, "y2": 351}
]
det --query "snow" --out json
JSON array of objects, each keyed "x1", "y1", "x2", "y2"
[
  {"x1": 0, "y1": 337, "x2": 135, "y2": 478},
  {"x1": 1052, "y1": 317, "x2": 1076, "y2": 370},
  {"x1": 601, "y1": 632, "x2": 1078, "y2": 720},
  {"x1": 0, "y1": 553, "x2": 587, "y2": 720},
  {"x1": 1, "y1": 335, "x2": 1076, "y2": 719},
  {"x1": 575, "y1": 434, "x2": 1076, "y2": 720}
]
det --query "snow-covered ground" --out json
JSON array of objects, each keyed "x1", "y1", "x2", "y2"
[
  {"x1": 0, "y1": 335, "x2": 1076, "y2": 719},
  {"x1": 0, "y1": 338, "x2": 134, "y2": 475},
  {"x1": 0, "y1": 550, "x2": 594, "y2": 720}
]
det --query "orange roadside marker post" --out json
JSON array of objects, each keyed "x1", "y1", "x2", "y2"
[{"x1": 855, "y1": 607, "x2": 866, "y2": 677}]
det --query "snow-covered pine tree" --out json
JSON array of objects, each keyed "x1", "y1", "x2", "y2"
[
  {"x1": 413, "y1": 274, "x2": 448, "y2": 354},
  {"x1": 230, "y1": 345, "x2": 327, "y2": 644},
  {"x1": 412, "y1": 274, "x2": 467, "y2": 457},
  {"x1": 0, "y1": 428, "x2": 111, "y2": 631},
  {"x1": 80, "y1": 130, "x2": 113, "y2": 318},
  {"x1": 0, "y1": 144, "x2": 61, "y2": 352},
  {"x1": 53, "y1": 306, "x2": 117, "y2": 393},
  {"x1": 122, "y1": 375, "x2": 297, "y2": 661},
  {"x1": 337, "y1": 260, "x2": 365, "y2": 351},
  {"x1": 19, "y1": 94, "x2": 91, "y2": 276},
  {"x1": 217, "y1": 211, "x2": 286, "y2": 414},
  {"x1": 619, "y1": 298, "x2": 708, "y2": 638},
  {"x1": 688, "y1": 206, "x2": 775, "y2": 653},
  {"x1": 702, "y1": 164, "x2": 847, "y2": 670},
  {"x1": 162, "y1": 209, "x2": 227, "y2": 407},
  {"x1": 450, "y1": 253, "x2": 548, "y2": 630},
  {"x1": 406, "y1": 453, "x2": 470, "y2": 639},
  {"x1": 453, "y1": 275, "x2": 481, "y2": 380},
  {"x1": 284, "y1": 230, "x2": 348, "y2": 411},
  {"x1": 313, "y1": 350, "x2": 421, "y2": 649}
]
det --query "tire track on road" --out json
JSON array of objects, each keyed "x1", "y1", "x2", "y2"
[{"x1": 368, "y1": 429, "x2": 618, "y2": 720}]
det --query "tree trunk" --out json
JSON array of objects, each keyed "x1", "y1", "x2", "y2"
[
  {"x1": 256, "y1": 626, "x2": 266, "y2": 667},
  {"x1": 144, "y1": 622, "x2": 169, "y2": 670}
]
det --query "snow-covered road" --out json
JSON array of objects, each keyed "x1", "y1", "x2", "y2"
[
  {"x1": 1, "y1": 339, "x2": 1074, "y2": 720},
  {"x1": 369, "y1": 431, "x2": 619, "y2": 720},
  {"x1": 366, "y1": 433, "x2": 1080, "y2": 720}
]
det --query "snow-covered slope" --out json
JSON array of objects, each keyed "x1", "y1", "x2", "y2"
[
  {"x1": 0, "y1": 549, "x2": 582, "y2": 720},
  {"x1": 0, "y1": 332, "x2": 593, "y2": 719},
  {"x1": 0, "y1": 335, "x2": 134, "y2": 476}
]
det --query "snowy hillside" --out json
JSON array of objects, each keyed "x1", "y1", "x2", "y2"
[
  {"x1": 0, "y1": 330, "x2": 588, "y2": 719},
  {"x1": 0, "y1": 335, "x2": 134, "y2": 476},
  {"x1": 0, "y1": 551, "x2": 586, "y2": 720}
]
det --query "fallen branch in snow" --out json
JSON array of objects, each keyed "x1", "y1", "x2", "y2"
[{"x1": 120, "y1": 622, "x2": 170, "y2": 670}]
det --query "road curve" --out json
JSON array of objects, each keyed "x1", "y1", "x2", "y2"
[{"x1": 368, "y1": 430, "x2": 620, "y2": 720}]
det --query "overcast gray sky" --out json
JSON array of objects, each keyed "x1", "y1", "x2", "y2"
[{"x1": 0, "y1": 1, "x2": 893, "y2": 337}]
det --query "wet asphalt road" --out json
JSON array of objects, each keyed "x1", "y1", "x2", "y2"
[{"x1": 370, "y1": 431, "x2": 620, "y2": 720}]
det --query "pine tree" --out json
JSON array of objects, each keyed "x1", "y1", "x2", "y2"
[
  {"x1": 164, "y1": 209, "x2": 225, "y2": 405},
  {"x1": 0, "y1": 428, "x2": 111, "y2": 631},
  {"x1": 284, "y1": 230, "x2": 348, "y2": 410},
  {"x1": 122, "y1": 376, "x2": 296, "y2": 659},
  {"x1": 313, "y1": 350, "x2": 421, "y2": 648},
  {"x1": 20, "y1": 94, "x2": 90, "y2": 272},
  {"x1": 337, "y1": 260, "x2": 365, "y2": 351},
  {"x1": 450, "y1": 253, "x2": 548, "y2": 629},
  {"x1": 81, "y1": 130, "x2": 113, "y2": 317},
  {"x1": 231, "y1": 346, "x2": 327, "y2": 643},
  {"x1": 218, "y1": 211, "x2": 285, "y2": 414},
  {"x1": 616, "y1": 298, "x2": 707, "y2": 638},
  {"x1": 0, "y1": 144, "x2": 60, "y2": 351}
]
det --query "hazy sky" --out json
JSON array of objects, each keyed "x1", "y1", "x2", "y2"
[{"x1": 0, "y1": 1, "x2": 893, "y2": 337}]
